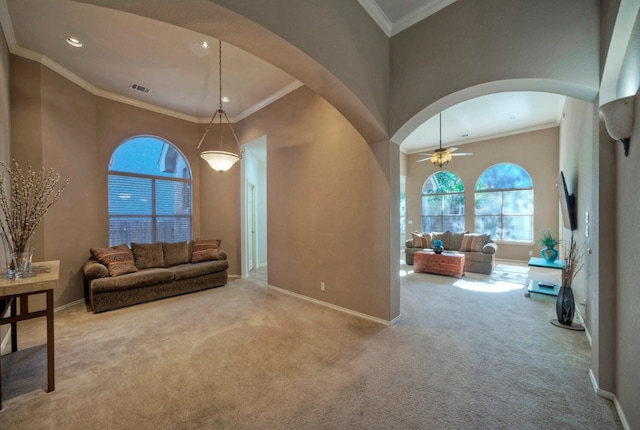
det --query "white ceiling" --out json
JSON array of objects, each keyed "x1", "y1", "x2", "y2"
[
  {"x1": 1, "y1": 0, "x2": 301, "y2": 122},
  {"x1": 0, "y1": 0, "x2": 566, "y2": 154}
]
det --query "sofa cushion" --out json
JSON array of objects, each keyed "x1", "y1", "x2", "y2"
[
  {"x1": 460, "y1": 233, "x2": 490, "y2": 252},
  {"x1": 131, "y1": 242, "x2": 165, "y2": 269},
  {"x1": 191, "y1": 239, "x2": 221, "y2": 263},
  {"x1": 162, "y1": 241, "x2": 190, "y2": 267},
  {"x1": 90, "y1": 268, "x2": 175, "y2": 293},
  {"x1": 432, "y1": 231, "x2": 451, "y2": 250},
  {"x1": 171, "y1": 260, "x2": 230, "y2": 281},
  {"x1": 90, "y1": 244, "x2": 138, "y2": 277},
  {"x1": 448, "y1": 231, "x2": 468, "y2": 251}
]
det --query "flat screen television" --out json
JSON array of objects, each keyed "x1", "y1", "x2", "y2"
[{"x1": 558, "y1": 171, "x2": 577, "y2": 231}]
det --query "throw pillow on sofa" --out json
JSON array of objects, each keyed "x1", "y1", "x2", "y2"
[
  {"x1": 90, "y1": 244, "x2": 138, "y2": 277},
  {"x1": 162, "y1": 241, "x2": 190, "y2": 267},
  {"x1": 460, "y1": 233, "x2": 490, "y2": 252},
  {"x1": 131, "y1": 242, "x2": 165, "y2": 269},
  {"x1": 191, "y1": 238, "x2": 222, "y2": 263},
  {"x1": 411, "y1": 232, "x2": 427, "y2": 248}
]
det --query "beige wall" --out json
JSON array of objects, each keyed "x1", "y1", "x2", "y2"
[
  {"x1": 615, "y1": 89, "x2": 640, "y2": 429},
  {"x1": 390, "y1": 0, "x2": 600, "y2": 142},
  {"x1": 237, "y1": 86, "x2": 399, "y2": 321},
  {"x1": 405, "y1": 127, "x2": 560, "y2": 261},
  {"x1": 6, "y1": 56, "x2": 245, "y2": 306}
]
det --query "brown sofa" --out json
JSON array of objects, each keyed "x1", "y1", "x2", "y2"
[
  {"x1": 405, "y1": 231, "x2": 497, "y2": 275},
  {"x1": 83, "y1": 240, "x2": 228, "y2": 313}
]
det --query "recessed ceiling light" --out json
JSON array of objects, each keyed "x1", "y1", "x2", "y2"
[
  {"x1": 221, "y1": 97, "x2": 230, "y2": 103},
  {"x1": 65, "y1": 37, "x2": 83, "y2": 48},
  {"x1": 200, "y1": 41, "x2": 209, "y2": 49}
]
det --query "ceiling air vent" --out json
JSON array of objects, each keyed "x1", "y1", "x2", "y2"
[{"x1": 130, "y1": 83, "x2": 151, "y2": 94}]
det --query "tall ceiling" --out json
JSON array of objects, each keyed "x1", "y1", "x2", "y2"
[{"x1": 0, "y1": 0, "x2": 565, "y2": 153}]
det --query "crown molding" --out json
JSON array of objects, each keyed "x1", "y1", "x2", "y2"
[
  {"x1": 233, "y1": 80, "x2": 303, "y2": 122},
  {"x1": 358, "y1": 0, "x2": 393, "y2": 37},
  {"x1": 392, "y1": 0, "x2": 457, "y2": 35},
  {"x1": 10, "y1": 45, "x2": 301, "y2": 125},
  {"x1": 359, "y1": 0, "x2": 458, "y2": 37}
]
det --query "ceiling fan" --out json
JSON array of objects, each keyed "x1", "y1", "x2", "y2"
[{"x1": 416, "y1": 113, "x2": 473, "y2": 168}]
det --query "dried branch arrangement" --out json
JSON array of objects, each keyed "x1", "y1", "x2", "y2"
[
  {"x1": 0, "y1": 161, "x2": 69, "y2": 255},
  {"x1": 562, "y1": 233, "x2": 583, "y2": 289}
]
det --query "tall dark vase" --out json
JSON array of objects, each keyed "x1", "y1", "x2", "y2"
[{"x1": 556, "y1": 286, "x2": 575, "y2": 326}]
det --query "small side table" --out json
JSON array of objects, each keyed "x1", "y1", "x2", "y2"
[
  {"x1": 0, "y1": 260, "x2": 59, "y2": 409},
  {"x1": 527, "y1": 257, "x2": 565, "y2": 270}
]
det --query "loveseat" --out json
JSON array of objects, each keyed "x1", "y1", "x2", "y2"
[
  {"x1": 84, "y1": 239, "x2": 228, "y2": 313},
  {"x1": 404, "y1": 231, "x2": 497, "y2": 274}
]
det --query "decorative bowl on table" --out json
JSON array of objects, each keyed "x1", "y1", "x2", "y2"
[{"x1": 433, "y1": 240, "x2": 444, "y2": 254}]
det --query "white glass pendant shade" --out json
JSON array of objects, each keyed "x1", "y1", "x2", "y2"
[{"x1": 200, "y1": 150, "x2": 240, "y2": 172}]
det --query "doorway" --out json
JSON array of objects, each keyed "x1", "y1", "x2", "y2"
[{"x1": 241, "y1": 136, "x2": 267, "y2": 279}]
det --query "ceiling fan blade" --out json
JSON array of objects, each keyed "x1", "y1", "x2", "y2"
[
  {"x1": 451, "y1": 153, "x2": 473, "y2": 156},
  {"x1": 448, "y1": 147, "x2": 459, "y2": 152},
  {"x1": 416, "y1": 158, "x2": 432, "y2": 163}
]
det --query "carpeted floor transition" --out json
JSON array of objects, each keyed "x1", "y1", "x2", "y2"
[{"x1": 0, "y1": 262, "x2": 623, "y2": 429}]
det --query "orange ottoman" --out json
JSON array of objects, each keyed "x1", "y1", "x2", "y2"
[{"x1": 414, "y1": 251, "x2": 465, "y2": 278}]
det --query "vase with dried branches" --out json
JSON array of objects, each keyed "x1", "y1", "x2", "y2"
[
  {"x1": 0, "y1": 161, "x2": 69, "y2": 278},
  {"x1": 556, "y1": 233, "x2": 583, "y2": 327}
]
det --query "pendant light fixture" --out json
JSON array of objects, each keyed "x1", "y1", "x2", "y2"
[{"x1": 197, "y1": 40, "x2": 242, "y2": 173}]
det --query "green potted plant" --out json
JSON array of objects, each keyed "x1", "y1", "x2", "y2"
[{"x1": 538, "y1": 229, "x2": 560, "y2": 263}]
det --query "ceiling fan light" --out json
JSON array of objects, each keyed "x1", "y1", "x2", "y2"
[
  {"x1": 200, "y1": 150, "x2": 240, "y2": 172},
  {"x1": 430, "y1": 151, "x2": 452, "y2": 168}
]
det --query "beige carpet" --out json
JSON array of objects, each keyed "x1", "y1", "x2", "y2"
[{"x1": 0, "y1": 262, "x2": 623, "y2": 429}]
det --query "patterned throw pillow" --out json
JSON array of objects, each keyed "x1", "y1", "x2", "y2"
[
  {"x1": 190, "y1": 239, "x2": 221, "y2": 263},
  {"x1": 421, "y1": 232, "x2": 433, "y2": 249},
  {"x1": 411, "y1": 232, "x2": 426, "y2": 248},
  {"x1": 460, "y1": 234, "x2": 490, "y2": 252},
  {"x1": 90, "y1": 244, "x2": 138, "y2": 277}
]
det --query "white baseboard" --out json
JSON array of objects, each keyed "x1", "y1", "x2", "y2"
[
  {"x1": 589, "y1": 369, "x2": 631, "y2": 430},
  {"x1": 267, "y1": 284, "x2": 399, "y2": 326},
  {"x1": 55, "y1": 298, "x2": 85, "y2": 312}
]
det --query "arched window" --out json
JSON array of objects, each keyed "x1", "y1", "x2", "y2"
[
  {"x1": 421, "y1": 171, "x2": 465, "y2": 232},
  {"x1": 475, "y1": 163, "x2": 533, "y2": 242},
  {"x1": 108, "y1": 136, "x2": 192, "y2": 246}
]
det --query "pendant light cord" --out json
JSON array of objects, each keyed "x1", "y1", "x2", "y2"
[{"x1": 196, "y1": 40, "x2": 242, "y2": 156}]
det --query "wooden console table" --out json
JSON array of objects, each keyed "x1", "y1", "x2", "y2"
[{"x1": 0, "y1": 260, "x2": 59, "y2": 409}]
